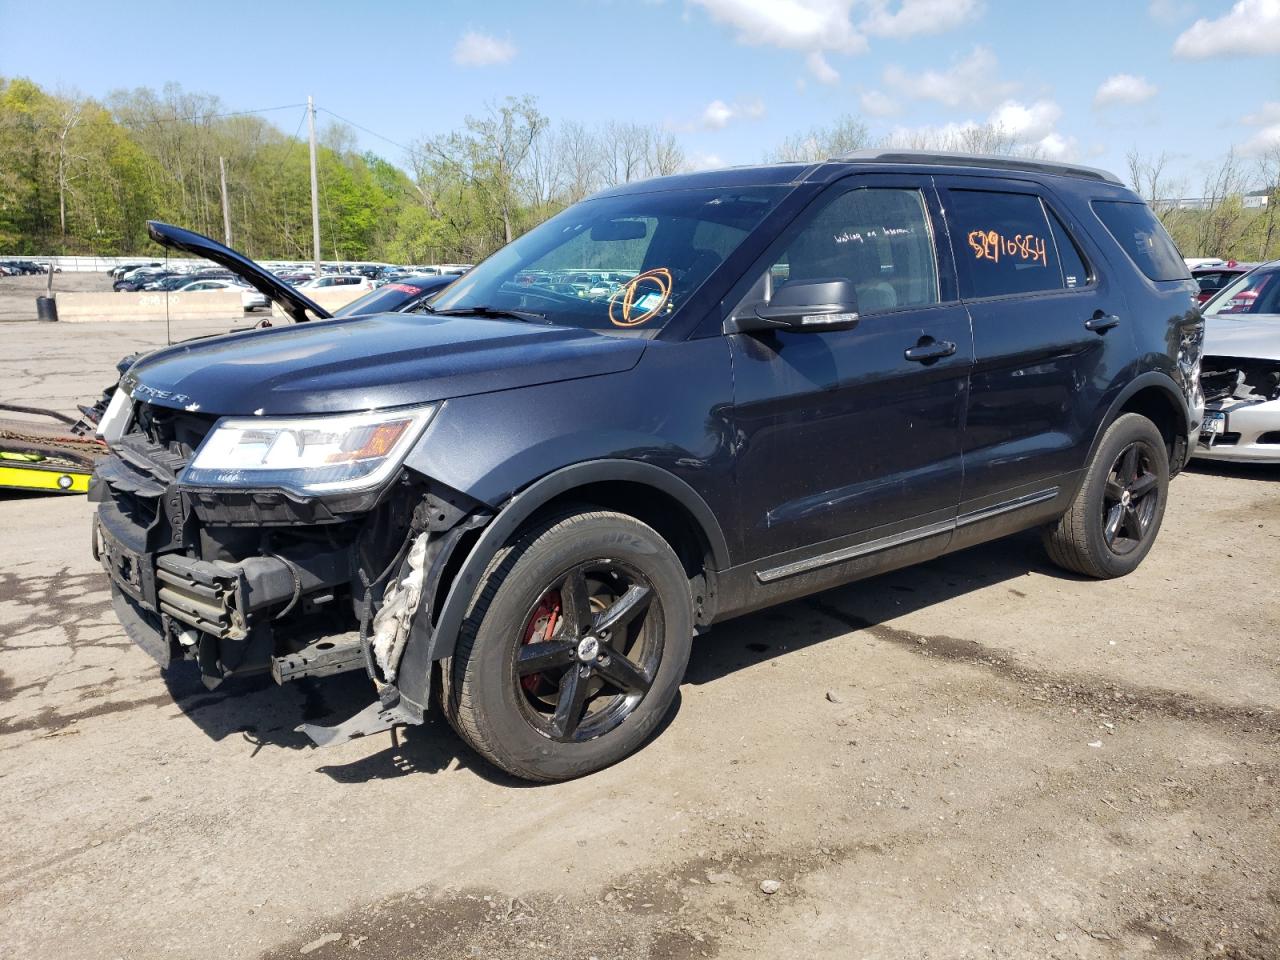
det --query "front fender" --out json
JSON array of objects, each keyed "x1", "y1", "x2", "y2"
[{"x1": 392, "y1": 459, "x2": 730, "y2": 717}]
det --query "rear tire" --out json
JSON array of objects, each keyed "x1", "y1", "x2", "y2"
[
  {"x1": 443, "y1": 508, "x2": 693, "y2": 782},
  {"x1": 1044, "y1": 413, "x2": 1170, "y2": 578}
]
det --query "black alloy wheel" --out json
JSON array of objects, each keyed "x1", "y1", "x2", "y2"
[
  {"x1": 443, "y1": 508, "x2": 694, "y2": 782},
  {"x1": 513, "y1": 561, "x2": 662, "y2": 742},
  {"x1": 1043, "y1": 412, "x2": 1170, "y2": 579},
  {"x1": 1100, "y1": 442, "x2": 1160, "y2": 556}
]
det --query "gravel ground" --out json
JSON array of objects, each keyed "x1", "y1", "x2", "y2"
[{"x1": 1, "y1": 321, "x2": 1277, "y2": 960}]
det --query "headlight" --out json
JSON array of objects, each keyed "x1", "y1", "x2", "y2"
[{"x1": 181, "y1": 405, "x2": 436, "y2": 495}]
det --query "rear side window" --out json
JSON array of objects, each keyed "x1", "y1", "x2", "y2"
[
  {"x1": 1092, "y1": 200, "x2": 1189, "y2": 281},
  {"x1": 948, "y1": 190, "x2": 1064, "y2": 298}
]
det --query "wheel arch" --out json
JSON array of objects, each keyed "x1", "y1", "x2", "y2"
[
  {"x1": 1087, "y1": 372, "x2": 1191, "y2": 478},
  {"x1": 393, "y1": 460, "x2": 729, "y2": 714}
]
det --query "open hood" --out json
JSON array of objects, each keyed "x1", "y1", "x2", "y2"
[{"x1": 145, "y1": 221, "x2": 331, "y2": 324}]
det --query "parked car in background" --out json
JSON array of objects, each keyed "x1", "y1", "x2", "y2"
[
  {"x1": 109, "y1": 262, "x2": 162, "y2": 279},
  {"x1": 1195, "y1": 261, "x2": 1280, "y2": 464},
  {"x1": 297, "y1": 274, "x2": 375, "y2": 292},
  {"x1": 93, "y1": 153, "x2": 1201, "y2": 782},
  {"x1": 174, "y1": 277, "x2": 269, "y2": 311},
  {"x1": 1191, "y1": 261, "x2": 1256, "y2": 305},
  {"x1": 332, "y1": 274, "x2": 455, "y2": 317},
  {"x1": 1, "y1": 259, "x2": 45, "y2": 275},
  {"x1": 114, "y1": 267, "x2": 177, "y2": 291}
]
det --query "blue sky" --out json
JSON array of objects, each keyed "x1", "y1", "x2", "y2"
[{"x1": 2, "y1": 0, "x2": 1278, "y2": 192}]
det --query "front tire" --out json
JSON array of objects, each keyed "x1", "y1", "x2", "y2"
[
  {"x1": 443, "y1": 508, "x2": 693, "y2": 782},
  {"x1": 1044, "y1": 413, "x2": 1170, "y2": 578}
]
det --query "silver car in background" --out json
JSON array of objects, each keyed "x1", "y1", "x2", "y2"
[{"x1": 1195, "y1": 260, "x2": 1280, "y2": 464}]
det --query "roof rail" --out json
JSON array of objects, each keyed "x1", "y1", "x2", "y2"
[{"x1": 834, "y1": 150, "x2": 1125, "y2": 186}]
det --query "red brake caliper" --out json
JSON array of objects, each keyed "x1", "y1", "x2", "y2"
[{"x1": 520, "y1": 590, "x2": 561, "y2": 693}]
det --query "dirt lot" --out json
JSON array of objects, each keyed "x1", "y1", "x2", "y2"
[{"x1": 1, "y1": 320, "x2": 1277, "y2": 960}]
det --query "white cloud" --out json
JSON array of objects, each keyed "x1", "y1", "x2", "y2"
[
  {"x1": 1241, "y1": 100, "x2": 1280, "y2": 154},
  {"x1": 690, "y1": 1, "x2": 980, "y2": 87},
  {"x1": 807, "y1": 51, "x2": 841, "y2": 83},
  {"x1": 690, "y1": 0, "x2": 866, "y2": 84},
  {"x1": 883, "y1": 45, "x2": 1017, "y2": 110},
  {"x1": 702, "y1": 99, "x2": 735, "y2": 129},
  {"x1": 699, "y1": 97, "x2": 766, "y2": 130},
  {"x1": 1094, "y1": 73, "x2": 1159, "y2": 108},
  {"x1": 1243, "y1": 101, "x2": 1280, "y2": 126},
  {"x1": 690, "y1": 152, "x2": 727, "y2": 170},
  {"x1": 690, "y1": 0, "x2": 868, "y2": 53},
  {"x1": 988, "y1": 99, "x2": 1062, "y2": 142},
  {"x1": 860, "y1": 0, "x2": 984, "y2": 38},
  {"x1": 859, "y1": 89, "x2": 900, "y2": 116},
  {"x1": 884, "y1": 98, "x2": 1070, "y2": 157},
  {"x1": 452, "y1": 31, "x2": 516, "y2": 67},
  {"x1": 1172, "y1": 0, "x2": 1280, "y2": 58},
  {"x1": 1034, "y1": 132, "x2": 1078, "y2": 161}
]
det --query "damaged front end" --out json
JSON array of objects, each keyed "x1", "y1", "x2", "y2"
[
  {"x1": 91, "y1": 393, "x2": 491, "y2": 741},
  {"x1": 1196, "y1": 355, "x2": 1280, "y2": 461}
]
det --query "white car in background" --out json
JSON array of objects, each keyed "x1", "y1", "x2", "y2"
[
  {"x1": 297, "y1": 274, "x2": 375, "y2": 292},
  {"x1": 1195, "y1": 261, "x2": 1280, "y2": 464},
  {"x1": 175, "y1": 278, "x2": 270, "y2": 311}
]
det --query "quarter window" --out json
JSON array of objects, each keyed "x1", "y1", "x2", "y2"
[
  {"x1": 1092, "y1": 200, "x2": 1189, "y2": 282},
  {"x1": 769, "y1": 188, "x2": 939, "y2": 313},
  {"x1": 948, "y1": 190, "x2": 1065, "y2": 299},
  {"x1": 1047, "y1": 209, "x2": 1090, "y2": 289}
]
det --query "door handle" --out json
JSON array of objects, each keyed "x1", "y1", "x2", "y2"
[
  {"x1": 1085, "y1": 312, "x2": 1121, "y2": 333},
  {"x1": 904, "y1": 339, "x2": 957, "y2": 363}
]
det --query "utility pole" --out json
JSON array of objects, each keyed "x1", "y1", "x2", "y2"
[
  {"x1": 218, "y1": 156, "x2": 232, "y2": 248},
  {"x1": 307, "y1": 95, "x2": 322, "y2": 277}
]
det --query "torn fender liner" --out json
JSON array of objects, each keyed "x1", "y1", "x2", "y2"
[
  {"x1": 299, "y1": 697, "x2": 419, "y2": 747},
  {"x1": 370, "y1": 531, "x2": 429, "y2": 683}
]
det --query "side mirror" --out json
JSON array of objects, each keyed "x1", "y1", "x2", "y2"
[{"x1": 725, "y1": 277, "x2": 860, "y2": 334}]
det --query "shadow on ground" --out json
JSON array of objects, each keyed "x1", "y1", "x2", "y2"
[{"x1": 159, "y1": 530, "x2": 1059, "y2": 786}]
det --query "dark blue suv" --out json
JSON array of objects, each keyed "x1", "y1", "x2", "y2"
[{"x1": 92, "y1": 151, "x2": 1203, "y2": 781}]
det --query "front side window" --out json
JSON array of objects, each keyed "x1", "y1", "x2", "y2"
[
  {"x1": 767, "y1": 187, "x2": 939, "y2": 312},
  {"x1": 1092, "y1": 200, "x2": 1189, "y2": 282},
  {"x1": 948, "y1": 190, "x2": 1065, "y2": 299},
  {"x1": 431, "y1": 186, "x2": 789, "y2": 335}
]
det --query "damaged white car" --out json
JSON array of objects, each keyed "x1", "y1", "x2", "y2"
[{"x1": 1196, "y1": 260, "x2": 1280, "y2": 464}]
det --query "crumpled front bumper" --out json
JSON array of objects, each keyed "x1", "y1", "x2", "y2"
[{"x1": 1194, "y1": 398, "x2": 1280, "y2": 464}]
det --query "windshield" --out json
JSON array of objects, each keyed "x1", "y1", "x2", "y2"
[
  {"x1": 1204, "y1": 266, "x2": 1280, "y2": 316},
  {"x1": 430, "y1": 186, "x2": 789, "y2": 335}
]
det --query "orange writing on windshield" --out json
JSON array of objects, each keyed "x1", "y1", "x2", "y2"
[{"x1": 968, "y1": 229, "x2": 1048, "y2": 267}]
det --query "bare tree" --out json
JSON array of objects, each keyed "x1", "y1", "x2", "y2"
[
  {"x1": 1196, "y1": 149, "x2": 1250, "y2": 257},
  {"x1": 51, "y1": 96, "x2": 84, "y2": 243},
  {"x1": 770, "y1": 115, "x2": 872, "y2": 162},
  {"x1": 1254, "y1": 143, "x2": 1280, "y2": 260}
]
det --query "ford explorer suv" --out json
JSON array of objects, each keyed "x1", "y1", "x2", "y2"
[{"x1": 91, "y1": 151, "x2": 1203, "y2": 782}]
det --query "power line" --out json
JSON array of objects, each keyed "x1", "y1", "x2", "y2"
[
  {"x1": 316, "y1": 106, "x2": 418, "y2": 158},
  {"x1": 113, "y1": 103, "x2": 308, "y2": 129}
]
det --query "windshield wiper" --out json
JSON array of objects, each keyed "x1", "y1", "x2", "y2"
[{"x1": 424, "y1": 304, "x2": 548, "y2": 324}]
